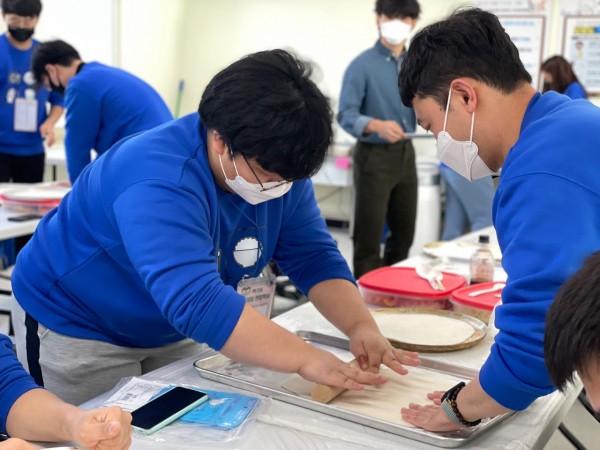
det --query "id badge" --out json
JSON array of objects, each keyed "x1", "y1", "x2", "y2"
[
  {"x1": 237, "y1": 275, "x2": 276, "y2": 318},
  {"x1": 14, "y1": 98, "x2": 38, "y2": 132}
]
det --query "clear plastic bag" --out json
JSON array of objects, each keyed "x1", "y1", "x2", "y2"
[{"x1": 87, "y1": 376, "x2": 266, "y2": 446}]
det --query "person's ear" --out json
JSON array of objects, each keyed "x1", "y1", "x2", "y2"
[
  {"x1": 449, "y1": 79, "x2": 478, "y2": 113},
  {"x1": 211, "y1": 130, "x2": 228, "y2": 156},
  {"x1": 408, "y1": 18, "x2": 418, "y2": 31},
  {"x1": 44, "y1": 64, "x2": 58, "y2": 83}
]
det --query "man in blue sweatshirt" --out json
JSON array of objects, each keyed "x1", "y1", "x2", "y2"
[
  {"x1": 397, "y1": 8, "x2": 600, "y2": 430},
  {"x1": 31, "y1": 39, "x2": 173, "y2": 182},
  {"x1": 0, "y1": 333, "x2": 132, "y2": 449},
  {"x1": 13, "y1": 49, "x2": 420, "y2": 405}
]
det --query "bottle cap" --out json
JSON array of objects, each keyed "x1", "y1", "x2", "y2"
[{"x1": 478, "y1": 235, "x2": 490, "y2": 244}]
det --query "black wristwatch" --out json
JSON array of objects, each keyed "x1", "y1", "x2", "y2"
[{"x1": 440, "y1": 382, "x2": 482, "y2": 427}]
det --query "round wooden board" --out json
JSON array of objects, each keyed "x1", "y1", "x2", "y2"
[{"x1": 371, "y1": 308, "x2": 487, "y2": 353}]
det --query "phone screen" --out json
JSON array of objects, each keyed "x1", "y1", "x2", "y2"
[{"x1": 131, "y1": 387, "x2": 208, "y2": 431}]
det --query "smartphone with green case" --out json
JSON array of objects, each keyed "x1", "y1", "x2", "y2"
[{"x1": 131, "y1": 386, "x2": 209, "y2": 435}]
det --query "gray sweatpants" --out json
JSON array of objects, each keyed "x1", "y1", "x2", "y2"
[{"x1": 12, "y1": 299, "x2": 206, "y2": 405}]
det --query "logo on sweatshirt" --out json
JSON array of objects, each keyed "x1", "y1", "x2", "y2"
[{"x1": 233, "y1": 237, "x2": 262, "y2": 268}]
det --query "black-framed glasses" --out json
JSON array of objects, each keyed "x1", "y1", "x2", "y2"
[{"x1": 240, "y1": 154, "x2": 290, "y2": 192}]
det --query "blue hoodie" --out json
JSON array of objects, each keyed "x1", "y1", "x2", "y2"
[
  {"x1": 480, "y1": 92, "x2": 600, "y2": 410},
  {"x1": 64, "y1": 62, "x2": 173, "y2": 182},
  {"x1": 0, "y1": 333, "x2": 38, "y2": 433},
  {"x1": 12, "y1": 114, "x2": 353, "y2": 350}
]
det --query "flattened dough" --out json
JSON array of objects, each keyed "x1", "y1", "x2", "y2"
[
  {"x1": 282, "y1": 366, "x2": 460, "y2": 427},
  {"x1": 373, "y1": 312, "x2": 475, "y2": 346}
]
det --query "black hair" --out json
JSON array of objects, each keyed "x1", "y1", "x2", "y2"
[
  {"x1": 375, "y1": 0, "x2": 420, "y2": 19},
  {"x1": 545, "y1": 251, "x2": 600, "y2": 391},
  {"x1": 198, "y1": 49, "x2": 332, "y2": 181},
  {"x1": 1, "y1": 0, "x2": 41, "y2": 16},
  {"x1": 399, "y1": 7, "x2": 531, "y2": 108},
  {"x1": 31, "y1": 39, "x2": 81, "y2": 84},
  {"x1": 541, "y1": 55, "x2": 587, "y2": 98}
]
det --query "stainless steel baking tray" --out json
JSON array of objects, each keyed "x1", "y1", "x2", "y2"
[{"x1": 193, "y1": 330, "x2": 513, "y2": 448}]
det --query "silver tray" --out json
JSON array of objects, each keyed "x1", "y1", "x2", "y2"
[{"x1": 193, "y1": 330, "x2": 513, "y2": 448}]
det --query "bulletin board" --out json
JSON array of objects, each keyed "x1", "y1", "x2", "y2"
[
  {"x1": 497, "y1": 15, "x2": 546, "y2": 89},
  {"x1": 474, "y1": 0, "x2": 550, "y2": 15},
  {"x1": 562, "y1": 16, "x2": 600, "y2": 94}
]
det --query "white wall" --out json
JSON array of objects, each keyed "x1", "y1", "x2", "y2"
[
  {"x1": 24, "y1": 0, "x2": 600, "y2": 125},
  {"x1": 118, "y1": 0, "x2": 186, "y2": 113},
  {"x1": 34, "y1": 0, "x2": 115, "y2": 64},
  {"x1": 176, "y1": 0, "x2": 471, "y2": 145}
]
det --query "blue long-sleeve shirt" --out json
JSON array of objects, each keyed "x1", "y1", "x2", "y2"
[
  {"x1": 480, "y1": 92, "x2": 600, "y2": 410},
  {"x1": 0, "y1": 34, "x2": 63, "y2": 155},
  {"x1": 64, "y1": 62, "x2": 173, "y2": 182},
  {"x1": 12, "y1": 113, "x2": 354, "y2": 350},
  {"x1": 337, "y1": 40, "x2": 415, "y2": 144},
  {"x1": 563, "y1": 81, "x2": 586, "y2": 100},
  {"x1": 0, "y1": 333, "x2": 38, "y2": 433}
]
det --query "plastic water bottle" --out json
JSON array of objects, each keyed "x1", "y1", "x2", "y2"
[{"x1": 469, "y1": 235, "x2": 495, "y2": 284}]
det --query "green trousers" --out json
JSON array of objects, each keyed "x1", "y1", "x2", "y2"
[{"x1": 352, "y1": 140, "x2": 418, "y2": 278}]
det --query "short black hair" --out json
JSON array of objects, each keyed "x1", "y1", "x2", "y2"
[
  {"x1": 198, "y1": 49, "x2": 332, "y2": 181},
  {"x1": 545, "y1": 251, "x2": 600, "y2": 391},
  {"x1": 399, "y1": 7, "x2": 531, "y2": 107},
  {"x1": 541, "y1": 55, "x2": 587, "y2": 97},
  {"x1": 375, "y1": 0, "x2": 420, "y2": 19},
  {"x1": 31, "y1": 39, "x2": 81, "y2": 84},
  {"x1": 1, "y1": 0, "x2": 41, "y2": 17}
]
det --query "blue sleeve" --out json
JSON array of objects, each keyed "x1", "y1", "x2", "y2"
[
  {"x1": 337, "y1": 60, "x2": 372, "y2": 138},
  {"x1": 48, "y1": 89, "x2": 64, "y2": 108},
  {"x1": 564, "y1": 82, "x2": 587, "y2": 100},
  {"x1": 0, "y1": 334, "x2": 39, "y2": 433},
  {"x1": 273, "y1": 180, "x2": 355, "y2": 294},
  {"x1": 480, "y1": 174, "x2": 598, "y2": 410},
  {"x1": 64, "y1": 89, "x2": 101, "y2": 182},
  {"x1": 112, "y1": 181, "x2": 245, "y2": 351}
]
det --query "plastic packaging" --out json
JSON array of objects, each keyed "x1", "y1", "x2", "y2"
[
  {"x1": 469, "y1": 235, "x2": 495, "y2": 284},
  {"x1": 179, "y1": 389, "x2": 260, "y2": 430},
  {"x1": 86, "y1": 376, "x2": 266, "y2": 446},
  {"x1": 357, "y1": 266, "x2": 467, "y2": 309}
]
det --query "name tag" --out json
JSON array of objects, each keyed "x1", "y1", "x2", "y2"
[
  {"x1": 14, "y1": 98, "x2": 38, "y2": 132},
  {"x1": 237, "y1": 275, "x2": 276, "y2": 318}
]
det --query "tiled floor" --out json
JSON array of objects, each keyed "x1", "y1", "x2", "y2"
[{"x1": 273, "y1": 224, "x2": 600, "y2": 449}]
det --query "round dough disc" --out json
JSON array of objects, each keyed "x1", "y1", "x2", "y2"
[{"x1": 373, "y1": 312, "x2": 475, "y2": 346}]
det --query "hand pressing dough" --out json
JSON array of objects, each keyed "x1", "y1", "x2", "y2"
[
  {"x1": 373, "y1": 312, "x2": 475, "y2": 346},
  {"x1": 311, "y1": 360, "x2": 359, "y2": 403},
  {"x1": 282, "y1": 366, "x2": 461, "y2": 428}
]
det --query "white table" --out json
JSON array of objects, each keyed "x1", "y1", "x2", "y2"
[
  {"x1": 0, "y1": 183, "x2": 44, "y2": 240},
  {"x1": 79, "y1": 227, "x2": 579, "y2": 449},
  {"x1": 0, "y1": 207, "x2": 39, "y2": 240}
]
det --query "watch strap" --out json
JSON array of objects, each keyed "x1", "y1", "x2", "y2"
[{"x1": 440, "y1": 382, "x2": 482, "y2": 427}]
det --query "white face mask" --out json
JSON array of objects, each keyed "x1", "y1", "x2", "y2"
[
  {"x1": 436, "y1": 89, "x2": 496, "y2": 181},
  {"x1": 219, "y1": 153, "x2": 292, "y2": 205},
  {"x1": 380, "y1": 19, "x2": 411, "y2": 46}
]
